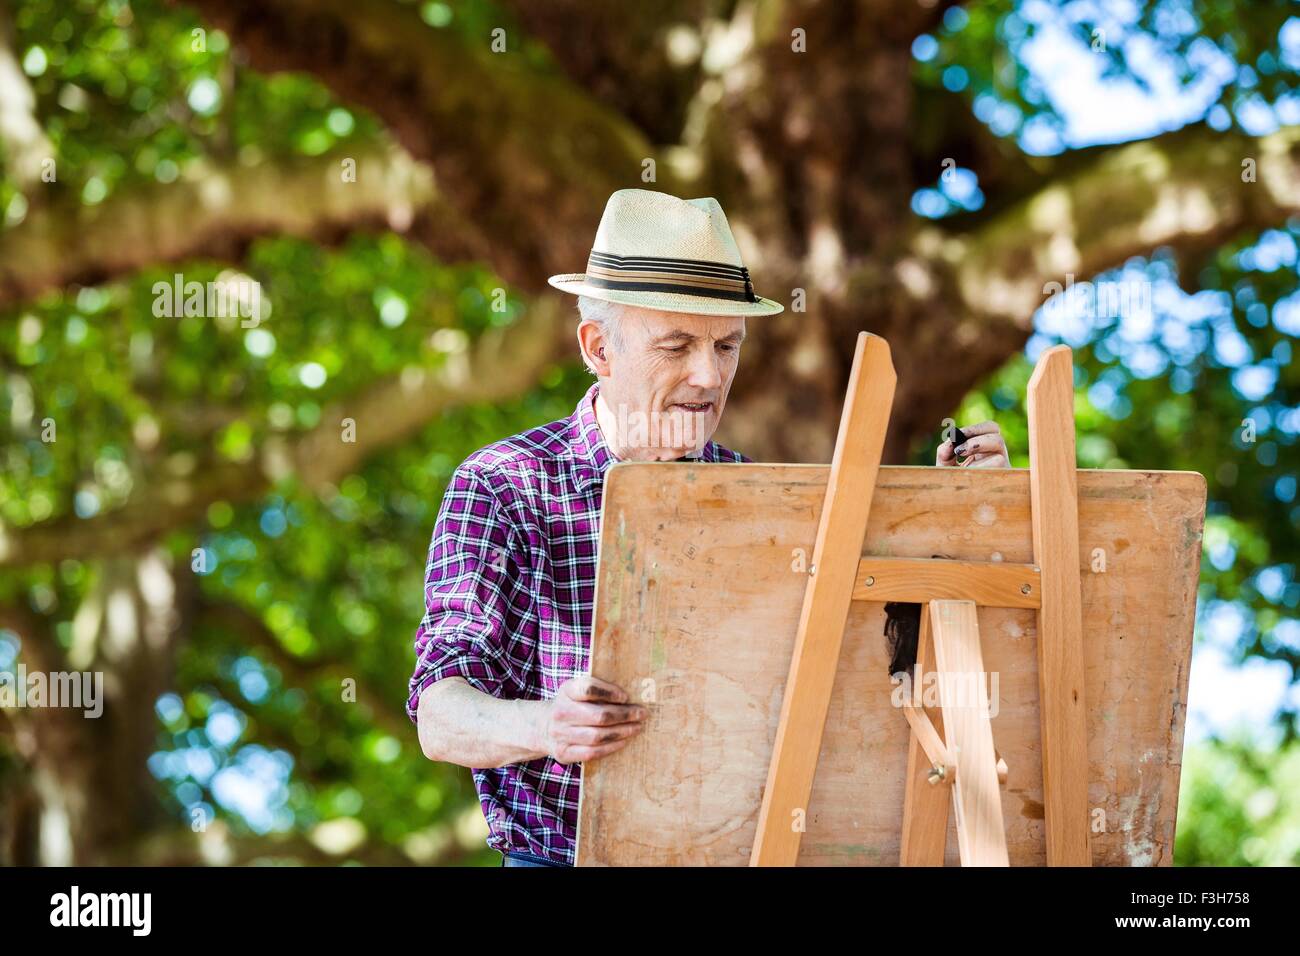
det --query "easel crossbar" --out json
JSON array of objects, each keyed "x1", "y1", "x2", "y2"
[
  {"x1": 855, "y1": 557, "x2": 1041, "y2": 608},
  {"x1": 751, "y1": 339, "x2": 1091, "y2": 868}
]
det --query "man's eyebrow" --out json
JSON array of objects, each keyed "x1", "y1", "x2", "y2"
[
  {"x1": 650, "y1": 329, "x2": 746, "y2": 345},
  {"x1": 651, "y1": 330, "x2": 697, "y2": 344}
]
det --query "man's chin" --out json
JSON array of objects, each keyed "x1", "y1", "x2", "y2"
[
  {"x1": 646, "y1": 438, "x2": 713, "y2": 461},
  {"x1": 665, "y1": 447, "x2": 707, "y2": 461},
  {"x1": 657, "y1": 409, "x2": 716, "y2": 448}
]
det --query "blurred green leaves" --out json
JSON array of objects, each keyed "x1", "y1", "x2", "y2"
[
  {"x1": 1177, "y1": 733, "x2": 1300, "y2": 865},
  {"x1": 3, "y1": 0, "x2": 1297, "y2": 866},
  {"x1": 3, "y1": 0, "x2": 379, "y2": 226}
]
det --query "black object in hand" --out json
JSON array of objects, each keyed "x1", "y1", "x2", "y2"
[{"x1": 951, "y1": 425, "x2": 968, "y2": 459}]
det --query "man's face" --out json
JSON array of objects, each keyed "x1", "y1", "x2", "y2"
[{"x1": 597, "y1": 305, "x2": 746, "y2": 461}]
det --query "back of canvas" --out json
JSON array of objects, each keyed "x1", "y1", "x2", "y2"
[{"x1": 576, "y1": 463, "x2": 1205, "y2": 866}]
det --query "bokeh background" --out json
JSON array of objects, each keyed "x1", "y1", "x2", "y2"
[{"x1": 1, "y1": 0, "x2": 1297, "y2": 866}]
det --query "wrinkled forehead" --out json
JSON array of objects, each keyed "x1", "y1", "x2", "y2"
[{"x1": 624, "y1": 306, "x2": 747, "y2": 343}]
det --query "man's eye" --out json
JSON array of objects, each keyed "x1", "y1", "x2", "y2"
[
  {"x1": 663, "y1": 345, "x2": 688, "y2": 354},
  {"x1": 717, "y1": 343, "x2": 737, "y2": 353}
]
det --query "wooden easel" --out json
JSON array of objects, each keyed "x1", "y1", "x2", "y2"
[
  {"x1": 749, "y1": 333, "x2": 1090, "y2": 867},
  {"x1": 576, "y1": 331, "x2": 1204, "y2": 867}
]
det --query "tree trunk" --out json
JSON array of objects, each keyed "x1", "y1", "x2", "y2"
[{"x1": 13, "y1": 551, "x2": 182, "y2": 864}]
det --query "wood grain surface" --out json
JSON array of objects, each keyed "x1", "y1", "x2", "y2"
[{"x1": 575, "y1": 463, "x2": 1206, "y2": 866}]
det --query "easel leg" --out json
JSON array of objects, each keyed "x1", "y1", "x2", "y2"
[
  {"x1": 1027, "y1": 346, "x2": 1093, "y2": 866},
  {"x1": 900, "y1": 604, "x2": 950, "y2": 865},
  {"x1": 928, "y1": 600, "x2": 1009, "y2": 867},
  {"x1": 749, "y1": 333, "x2": 897, "y2": 866}
]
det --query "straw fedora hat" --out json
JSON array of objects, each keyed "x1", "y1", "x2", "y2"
[{"x1": 547, "y1": 188, "x2": 784, "y2": 316}]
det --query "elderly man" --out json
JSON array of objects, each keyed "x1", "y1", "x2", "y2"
[{"x1": 407, "y1": 189, "x2": 1009, "y2": 867}]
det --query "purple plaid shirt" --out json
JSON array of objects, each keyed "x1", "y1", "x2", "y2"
[{"x1": 407, "y1": 382, "x2": 748, "y2": 864}]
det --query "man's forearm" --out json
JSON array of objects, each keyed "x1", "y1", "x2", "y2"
[{"x1": 417, "y1": 677, "x2": 549, "y2": 768}]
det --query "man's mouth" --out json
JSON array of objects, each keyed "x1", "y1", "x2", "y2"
[{"x1": 671, "y1": 402, "x2": 713, "y2": 413}]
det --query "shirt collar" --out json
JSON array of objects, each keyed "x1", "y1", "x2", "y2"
[
  {"x1": 568, "y1": 383, "x2": 721, "y2": 493},
  {"x1": 569, "y1": 383, "x2": 614, "y2": 493}
]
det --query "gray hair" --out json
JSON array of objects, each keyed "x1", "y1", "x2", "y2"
[{"x1": 577, "y1": 295, "x2": 627, "y2": 359}]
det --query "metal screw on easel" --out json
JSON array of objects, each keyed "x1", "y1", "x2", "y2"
[
  {"x1": 1021, "y1": 584, "x2": 1032, "y2": 595},
  {"x1": 927, "y1": 764, "x2": 947, "y2": 785},
  {"x1": 864, "y1": 575, "x2": 875, "y2": 586}
]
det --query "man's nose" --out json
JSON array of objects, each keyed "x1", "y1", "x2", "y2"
[{"x1": 686, "y1": 346, "x2": 723, "y2": 390}]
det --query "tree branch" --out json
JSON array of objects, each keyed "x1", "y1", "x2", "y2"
[
  {"x1": 497, "y1": 0, "x2": 706, "y2": 147},
  {"x1": 0, "y1": 143, "x2": 441, "y2": 309},
  {"x1": 181, "y1": 0, "x2": 680, "y2": 290},
  {"x1": 195, "y1": 597, "x2": 410, "y2": 740},
  {"x1": 946, "y1": 124, "x2": 1300, "y2": 333},
  {"x1": 0, "y1": 296, "x2": 573, "y2": 567}
]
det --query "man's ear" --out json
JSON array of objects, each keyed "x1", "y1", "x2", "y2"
[{"x1": 577, "y1": 320, "x2": 613, "y2": 376}]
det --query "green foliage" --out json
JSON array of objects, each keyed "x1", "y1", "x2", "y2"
[
  {"x1": 2, "y1": 0, "x2": 1297, "y2": 865},
  {"x1": 1176, "y1": 733, "x2": 1300, "y2": 865},
  {"x1": 157, "y1": 369, "x2": 588, "y2": 864},
  {"x1": 1, "y1": 0, "x2": 587, "y2": 863},
  {"x1": 1, "y1": 220, "x2": 589, "y2": 863},
  {"x1": 1, "y1": 234, "x2": 526, "y2": 528},
  {"x1": 3, "y1": 0, "x2": 379, "y2": 219},
  {"x1": 915, "y1": 0, "x2": 1299, "y2": 148}
]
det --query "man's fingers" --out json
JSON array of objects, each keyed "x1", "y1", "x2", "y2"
[
  {"x1": 556, "y1": 737, "x2": 635, "y2": 765},
  {"x1": 564, "y1": 674, "x2": 629, "y2": 704},
  {"x1": 963, "y1": 453, "x2": 1009, "y2": 469},
  {"x1": 590, "y1": 702, "x2": 647, "y2": 725},
  {"x1": 954, "y1": 434, "x2": 1004, "y2": 457},
  {"x1": 940, "y1": 422, "x2": 1007, "y2": 467},
  {"x1": 564, "y1": 700, "x2": 647, "y2": 726},
  {"x1": 557, "y1": 721, "x2": 645, "y2": 747}
]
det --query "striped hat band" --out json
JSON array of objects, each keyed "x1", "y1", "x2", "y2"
[{"x1": 583, "y1": 250, "x2": 756, "y2": 303}]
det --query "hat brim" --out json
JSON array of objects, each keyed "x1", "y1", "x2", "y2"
[{"x1": 547, "y1": 274, "x2": 784, "y2": 317}]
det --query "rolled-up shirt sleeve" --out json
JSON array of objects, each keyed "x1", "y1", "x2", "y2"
[{"x1": 406, "y1": 465, "x2": 527, "y2": 722}]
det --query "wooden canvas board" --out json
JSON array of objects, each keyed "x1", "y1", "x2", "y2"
[{"x1": 575, "y1": 463, "x2": 1206, "y2": 866}]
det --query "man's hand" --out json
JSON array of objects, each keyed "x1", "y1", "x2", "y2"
[
  {"x1": 537, "y1": 675, "x2": 647, "y2": 765},
  {"x1": 936, "y1": 421, "x2": 1011, "y2": 469}
]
